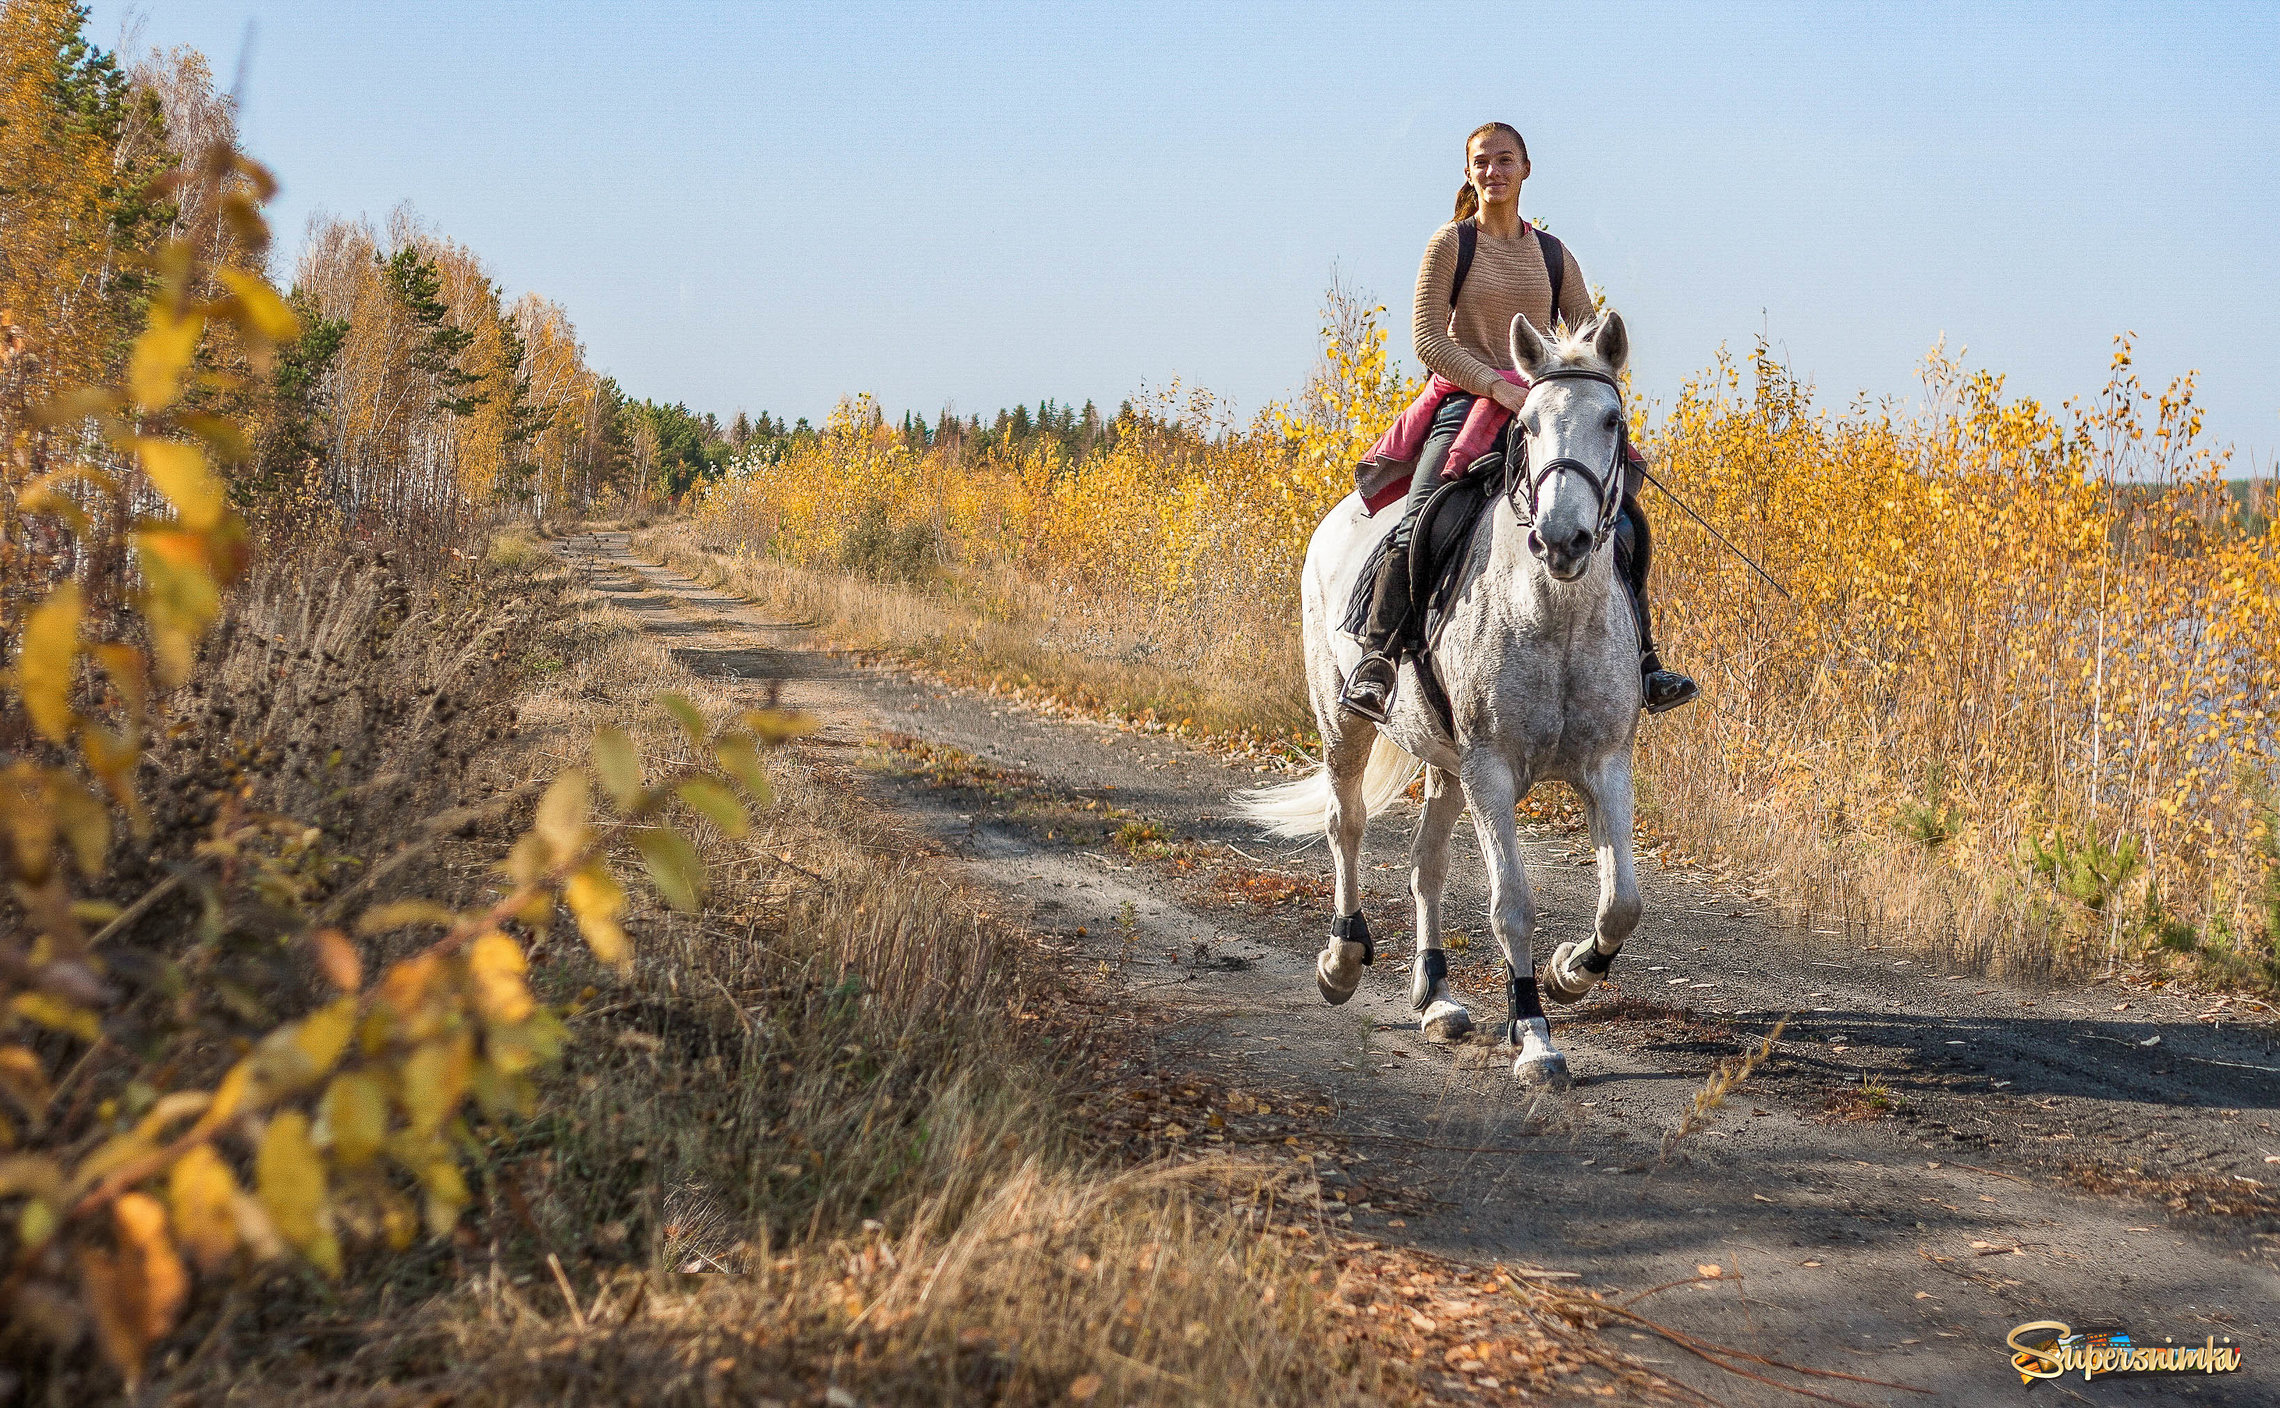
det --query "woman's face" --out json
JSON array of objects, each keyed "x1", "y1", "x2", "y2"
[{"x1": 1468, "y1": 133, "x2": 1529, "y2": 206}]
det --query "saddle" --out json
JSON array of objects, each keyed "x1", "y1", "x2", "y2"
[{"x1": 1339, "y1": 453, "x2": 1505, "y2": 736}]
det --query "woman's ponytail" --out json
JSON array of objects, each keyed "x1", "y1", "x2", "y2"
[{"x1": 1454, "y1": 121, "x2": 1527, "y2": 223}]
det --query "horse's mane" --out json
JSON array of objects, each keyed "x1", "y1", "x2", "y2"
[{"x1": 1535, "y1": 325, "x2": 1615, "y2": 379}]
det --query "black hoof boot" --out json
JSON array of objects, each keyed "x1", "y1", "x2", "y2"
[
  {"x1": 1340, "y1": 654, "x2": 1399, "y2": 724},
  {"x1": 1317, "y1": 911, "x2": 1374, "y2": 1005},
  {"x1": 1642, "y1": 667, "x2": 1698, "y2": 714}
]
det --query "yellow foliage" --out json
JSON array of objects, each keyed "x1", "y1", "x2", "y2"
[
  {"x1": 318, "y1": 1073, "x2": 388, "y2": 1169},
  {"x1": 1644, "y1": 338, "x2": 2276, "y2": 948},
  {"x1": 399, "y1": 1034, "x2": 474, "y2": 1138},
  {"x1": 133, "y1": 438, "x2": 226, "y2": 532},
  {"x1": 127, "y1": 306, "x2": 205, "y2": 413},
  {"x1": 565, "y1": 863, "x2": 630, "y2": 968},
  {"x1": 78, "y1": 1193, "x2": 188, "y2": 1389},
  {"x1": 292, "y1": 998, "x2": 359, "y2": 1080},
  {"x1": 16, "y1": 581, "x2": 82, "y2": 744},
  {"x1": 634, "y1": 826, "x2": 705, "y2": 912},
  {"x1": 468, "y1": 930, "x2": 535, "y2": 1024},
  {"x1": 255, "y1": 1112, "x2": 336, "y2": 1274},
  {"x1": 0, "y1": 114, "x2": 797, "y2": 1382},
  {"x1": 675, "y1": 776, "x2": 749, "y2": 837},
  {"x1": 165, "y1": 1146, "x2": 240, "y2": 1273},
  {"x1": 592, "y1": 725, "x2": 642, "y2": 804}
]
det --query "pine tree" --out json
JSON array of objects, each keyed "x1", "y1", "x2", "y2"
[
  {"x1": 247, "y1": 287, "x2": 347, "y2": 501},
  {"x1": 488, "y1": 308, "x2": 556, "y2": 510},
  {"x1": 381, "y1": 246, "x2": 482, "y2": 416}
]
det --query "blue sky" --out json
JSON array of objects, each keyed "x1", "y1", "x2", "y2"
[{"x1": 91, "y1": 2, "x2": 2280, "y2": 463}]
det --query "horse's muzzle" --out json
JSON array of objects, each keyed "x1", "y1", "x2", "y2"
[{"x1": 1527, "y1": 527, "x2": 1594, "y2": 581}]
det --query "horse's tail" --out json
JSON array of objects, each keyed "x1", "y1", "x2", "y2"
[{"x1": 1234, "y1": 735, "x2": 1424, "y2": 840}]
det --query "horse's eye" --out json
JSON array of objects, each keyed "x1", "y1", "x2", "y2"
[{"x1": 1603, "y1": 414, "x2": 1620, "y2": 432}]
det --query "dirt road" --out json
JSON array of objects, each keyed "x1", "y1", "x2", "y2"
[{"x1": 568, "y1": 530, "x2": 2277, "y2": 1405}]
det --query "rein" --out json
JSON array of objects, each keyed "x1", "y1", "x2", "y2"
[{"x1": 1502, "y1": 367, "x2": 1628, "y2": 550}]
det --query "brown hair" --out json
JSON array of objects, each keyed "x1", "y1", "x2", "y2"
[{"x1": 1454, "y1": 121, "x2": 1529, "y2": 220}]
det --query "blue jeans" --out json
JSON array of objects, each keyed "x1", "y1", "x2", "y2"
[{"x1": 1387, "y1": 392, "x2": 1479, "y2": 554}]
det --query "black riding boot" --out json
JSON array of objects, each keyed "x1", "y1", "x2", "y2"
[
  {"x1": 1633, "y1": 590, "x2": 1699, "y2": 714},
  {"x1": 1340, "y1": 541, "x2": 1415, "y2": 724},
  {"x1": 1616, "y1": 500, "x2": 1698, "y2": 715},
  {"x1": 1344, "y1": 392, "x2": 1477, "y2": 724}
]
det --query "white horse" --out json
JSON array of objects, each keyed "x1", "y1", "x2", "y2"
[{"x1": 1239, "y1": 311, "x2": 1644, "y2": 1086}]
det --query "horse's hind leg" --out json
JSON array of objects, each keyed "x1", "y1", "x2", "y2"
[
  {"x1": 1459, "y1": 756, "x2": 1568, "y2": 1087},
  {"x1": 1545, "y1": 756, "x2": 1643, "y2": 1005},
  {"x1": 1316, "y1": 724, "x2": 1377, "y2": 1005},
  {"x1": 1408, "y1": 766, "x2": 1471, "y2": 1040}
]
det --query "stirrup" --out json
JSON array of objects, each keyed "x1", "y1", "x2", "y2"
[
  {"x1": 1642, "y1": 668, "x2": 1698, "y2": 715},
  {"x1": 1340, "y1": 654, "x2": 1398, "y2": 724}
]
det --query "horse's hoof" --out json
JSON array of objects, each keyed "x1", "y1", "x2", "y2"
[
  {"x1": 1512, "y1": 1050, "x2": 1572, "y2": 1088},
  {"x1": 1541, "y1": 941, "x2": 1596, "y2": 1006},
  {"x1": 1420, "y1": 1000, "x2": 1472, "y2": 1042},
  {"x1": 1316, "y1": 943, "x2": 1365, "y2": 1005}
]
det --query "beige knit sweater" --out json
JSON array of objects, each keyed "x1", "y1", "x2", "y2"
[{"x1": 1411, "y1": 220, "x2": 1595, "y2": 398}]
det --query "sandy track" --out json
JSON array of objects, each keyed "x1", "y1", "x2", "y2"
[{"x1": 567, "y1": 531, "x2": 2276, "y2": 1405}]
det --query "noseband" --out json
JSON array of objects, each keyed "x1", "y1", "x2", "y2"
[{"x1": 1503, "y1": 367, "x2": 1628, "y2": 551}]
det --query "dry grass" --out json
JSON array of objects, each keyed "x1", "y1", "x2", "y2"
[
  {"x1": 1657, "y1": 1020, "x2": 1789, "y2": 1167},
  {"x1": 141, "y1": 533, "x2": 1384, "y2": 1407},
  {"x1": 1820, "y1": 1079, "x2": 1907, "y2": 1124},
  {"x1": 2060, "y1": 1163, "x2": 2280, "y2": 1227},
  {"x1": 633, "y1": 518, "x2": 2096, "y2": 996},
  {"x1": 633, "y1": 521, "x2": 1311, "y2": 746}
]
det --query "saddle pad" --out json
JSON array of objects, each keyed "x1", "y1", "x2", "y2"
[{"x1": 1338, "y1": 472, "x2": 1498, "y2": 640}]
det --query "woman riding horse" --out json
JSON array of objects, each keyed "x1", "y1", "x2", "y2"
[{"x1": 1340, "y1": 122, "x2": 1696, "y2": 722}]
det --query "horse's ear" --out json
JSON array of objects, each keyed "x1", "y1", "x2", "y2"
[
  {"x1": 1509, "y1": 313, "x2": 1549, "y2": 376},
  {"x1": 1588, "y1": 308, "x2": 1629, "y2": 375}
]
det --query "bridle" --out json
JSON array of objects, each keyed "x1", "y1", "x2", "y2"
[{"x1": 1502, "y1": 367, "x2": 1628, "y2": 552}]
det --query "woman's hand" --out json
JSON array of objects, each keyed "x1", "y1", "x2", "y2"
[{"x1": 1489, "y1": 381, "x2": 1530, "y2": 416}]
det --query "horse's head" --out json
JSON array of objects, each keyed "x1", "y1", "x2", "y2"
[{"x1": 1505, "y1": 310, "x2": 1630, "y2": 582}]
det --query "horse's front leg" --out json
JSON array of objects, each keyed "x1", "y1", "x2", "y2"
[
  {"x1": 1315, "y1": 724, "x2": 1377, "y2": 1004},
  {"x1": 1408, "y1": 766, "x2": 1471, "y2": 1041},
  {"x1": 1459, "y1": 755, "x2": 1568, "y2": 1087},
  {"x1": 1546, "y1": 755, "x2": 1643, "y2": 1005}
]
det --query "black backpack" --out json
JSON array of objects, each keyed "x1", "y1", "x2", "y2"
[{"x1": 1450, "y1": 218, "x2": 1566, "y2": 325}]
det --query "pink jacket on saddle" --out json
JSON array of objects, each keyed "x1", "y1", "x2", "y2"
[{"x1": 1355, "y1": 371, "x2": 1644, "y2": 515}]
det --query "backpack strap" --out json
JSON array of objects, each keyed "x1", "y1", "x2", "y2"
[
  {"x1": 1449, "y1": 218, "x2": 1477, "y2": 308},
  {"x1": 1537, "y1": 227, "x2": 1568, "y2": 327},
  {"x1": 1454, "y1": 221, "x2": 1570, "y2": 324}
]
